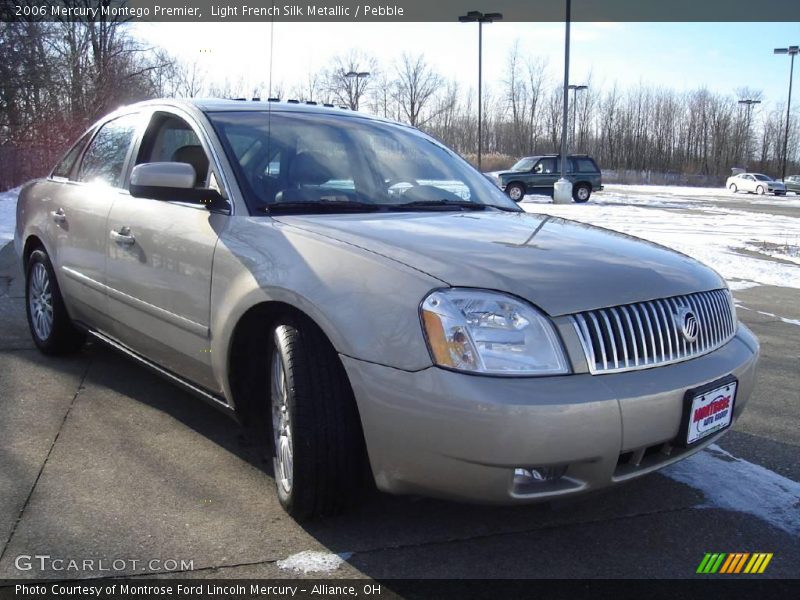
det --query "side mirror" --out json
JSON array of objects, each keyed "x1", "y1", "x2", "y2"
[{"x1": 129, "y1": 162, "x2": 226, "y2": 210}]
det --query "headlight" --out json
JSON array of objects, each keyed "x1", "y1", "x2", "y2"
[{"x1": 420, "y1": 289, "x2": 570, "y2": 375}]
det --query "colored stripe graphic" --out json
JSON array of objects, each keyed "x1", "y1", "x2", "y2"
[
  {"x1": 699, "y1": 553, "x2": 773, "y2": 574},
  {"x1": 697, "y1": 553, "x2": 727, "y2": 573}
]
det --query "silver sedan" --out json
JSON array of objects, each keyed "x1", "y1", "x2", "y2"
[
  {"x1": 727, "y1": 172, "x2": 786, "y2": 195},
  {"x1": 15, "y1": 99, "x2": 759, "y2": 519}
]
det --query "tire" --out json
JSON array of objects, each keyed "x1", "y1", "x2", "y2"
[
  {"x1": 729, "y1": 183, "x2": 737, "y2": 193},
  {"x1": 268, "y1": 318, "x2": 365, "y2": 519},
  {"x1": 572, "y1": 183, "x2": 591, "y2": 203},
  {"x1": 25, "y1": 248, "x2": 85, "y2": 355},
  {"x1": 506, "y1": 183, "x2": 525, "y2": 202},
  {"x1": 756, "y1": 186, "x2": 765, "y2": 195}
]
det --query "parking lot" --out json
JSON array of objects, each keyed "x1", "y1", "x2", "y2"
[{"x1": 0, "y1": 185, "x2": 798, "y2": 580}]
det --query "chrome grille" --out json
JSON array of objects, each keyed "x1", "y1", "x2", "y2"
[{"x1": 571, "y1": 289, "x2": 737, "y2": 374}]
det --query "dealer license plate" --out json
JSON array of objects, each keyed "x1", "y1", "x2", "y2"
[{"x1": 684, "y1": 380, "x2": 737, "y2": 445}]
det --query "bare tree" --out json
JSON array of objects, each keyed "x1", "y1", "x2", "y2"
[
  {"x1": 393, "y1": 53, "x2": 442, "y2": 127},
  {"x1": 325, "y1": 50, "x2": 376, "y2": 110}
]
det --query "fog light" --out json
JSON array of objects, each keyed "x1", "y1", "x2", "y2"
[{"x1": 513, "y1": 466, "x2": 567, "y2": 484}]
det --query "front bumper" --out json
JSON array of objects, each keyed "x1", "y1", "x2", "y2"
[{"x1": 342, "y1": 325, "x2": 759, "y2": 504}]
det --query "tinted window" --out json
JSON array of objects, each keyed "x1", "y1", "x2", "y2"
[
  {"x1": 53, "y1": 131, "x2": 94, "y2": 179},
  {"x1": 78, "y1": 114, "x2": 140, "y2": 187},
  {"x1": 574, "y1": 158, "x2": 598, "y2": 173}
]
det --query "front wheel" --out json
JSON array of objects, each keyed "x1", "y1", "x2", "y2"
[
  {"x1": 269, "y1": 318, "x2": 365, "y2": 519},
  {"x1": 25, "y1": 249, "x2": 85, "y2": 355},
  {"x1": 756, "y1": 185, "x2": 765, "y2": 195},
  {"x1": 572, "y1": 184, "x2": 592, "y2": 203},
  {"x1": 506, "y1": 183, "x2": 525, "y2": 202},
  {"x1": 729, "y1": 183, "x2": 737, "y2": 193}
]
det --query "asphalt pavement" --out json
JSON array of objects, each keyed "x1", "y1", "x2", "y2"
[{"x1": 0, "y1": 195, "x2": 798, "y2": 581}]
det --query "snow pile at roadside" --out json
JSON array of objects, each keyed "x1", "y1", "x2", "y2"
[
  {"x1": 0, "y1": 187, "x2": 20, "y2": 243},
  {"x1": 276, "y1": 550, "x2": 352, "y2": 574},
  {"x1": 663, "y1": 444, "x2": 800, "y2": 536},
  {"x1": 522, "y1": 188, "x2": 800, "y2": 290}
]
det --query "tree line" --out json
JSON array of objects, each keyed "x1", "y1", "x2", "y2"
[{"x1": 1, "y1": 10, "x2": 797, "y2": 190}]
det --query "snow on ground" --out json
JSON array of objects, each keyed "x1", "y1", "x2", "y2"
[
  {"x1": 521, "y1": 185, "x2": 800, "y2": 290},
  {"x1": 0, "y1": 187, "x2": 20, "y2": 243},
  {"x1": 663, "y1": 444, "x2": 800, "y2": 536},
  {"x1": 276, "y1": 550, "x2": 352, "y2": 574}
]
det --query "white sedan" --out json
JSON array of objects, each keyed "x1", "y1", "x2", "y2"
[{"x1": 726, "y1": 173, "x2": 786, "y2": 196}]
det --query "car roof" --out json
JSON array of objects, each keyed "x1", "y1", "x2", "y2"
[{"x1": 122, "y1": 97, "x2": 405, "y2": 126}]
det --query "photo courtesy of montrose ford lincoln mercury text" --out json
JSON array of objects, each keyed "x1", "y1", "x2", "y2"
[{"x1": 14, "y1": 99, "x2": 759, "y2": 520}]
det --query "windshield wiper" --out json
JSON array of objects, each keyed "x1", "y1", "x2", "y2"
[
  {"x1": 389, "y1": 199, "x2": 488, "y2": 211},
  {"x1": 266, "y1": 200, "x2": 385, "y2": 215},
  {"x1": 390, "y1": 199, "x2": 521, "y2": 213}
]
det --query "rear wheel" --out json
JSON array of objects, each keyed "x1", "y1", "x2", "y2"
[
  {"x1": 756, "y1": 185, "x2": 765, "y2": 195},
  {"x1": 25, "y1": 249, "x2": 85, "y2": 355},
  {"x1": 268, "y1": 318, "x2": 365, "y2": 519},
  {"x1": 572, "y1": 183, "x2": 592, "y2": 203},
  {"x1": 506, "y1": 183, "x2": 525, "y2": 202},
  {"x1": 729, "y1": 183, "x2": 737, "y2": 193}
]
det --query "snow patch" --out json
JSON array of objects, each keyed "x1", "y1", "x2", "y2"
[
  {"x1": 662, "y1": 444, "x2": 800, "y2": 536},
  {"x1": 522, "y1": 186, "x2": 800, "y2": 290},
  {"x1": 276, "y1": 550, "x2": 352, "y2": 574},
  {"x1": 0, "y1": 187, "x2": 21, "y2": 243},
  {"x1": 727, "y1": 280, "x2": 760, "y2": 291}
]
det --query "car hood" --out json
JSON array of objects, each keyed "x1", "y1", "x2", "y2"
[{"x1": 274, "y1": 211, "x2": 725, "y2": 317}]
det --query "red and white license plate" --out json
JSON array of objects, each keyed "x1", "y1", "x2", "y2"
[{"x1": 684, "y1": 380, "x2": 737, "y2": 445}]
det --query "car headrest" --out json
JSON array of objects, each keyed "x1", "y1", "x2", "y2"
[
  {"x1": 171, "y1": 145, "x2": 209, "y2": 187},
  {"x1": 288, "y1": 152, "x2": 333, "y2": 186}
]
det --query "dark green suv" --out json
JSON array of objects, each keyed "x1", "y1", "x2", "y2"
[{"x1": 490, "y1": 154, "x2": 603, "y2": 203}]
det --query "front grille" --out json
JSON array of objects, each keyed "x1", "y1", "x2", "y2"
[{"x1": 570, "y1": 289, "x2": 736, "y2": 374}]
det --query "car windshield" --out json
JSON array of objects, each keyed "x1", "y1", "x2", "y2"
[
  {"x1": 753, "y1": 174, "x2": 772, "y2": 181},
  {"x1": 208, "y1": 110, "x2": 521, "y2": 214},
  {"x1": 510, "y1": 157, "x2": 535, "y2": 172}
]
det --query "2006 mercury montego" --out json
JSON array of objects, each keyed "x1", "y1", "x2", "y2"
[{"x1": 15, "y1": 99, "x2": 759, "y2": 519}]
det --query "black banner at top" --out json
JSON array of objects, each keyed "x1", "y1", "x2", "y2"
[{"x1": 1, "y1": 0, "x2": 800, "y2": 22}]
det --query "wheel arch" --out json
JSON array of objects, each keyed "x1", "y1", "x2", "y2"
[
  {"x1": 225, "y1": 299, "x2": 354, "y2": 425},
  {"x1": 22, "y1": 234, "x2": 48, "y2": 271}
]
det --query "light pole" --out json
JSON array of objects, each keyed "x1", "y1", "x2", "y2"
[
  {"x1": 344, "y1": 70, "x2": 370, "y2": 111},
  {"x1": 553, "y1": 0, "x2": 573, "y2": 203},
  {"x1": 774, "y1": 45, "x2": 798, "y2": 181},
  {"x1": 738, "y1": 99, "x2": 760, "y2": 169},
  {"x1": 459, "y1": 10, "x2": 503, "y2": 171},
  {"x1": 568, "y1": 84, "x2": 588, "y2": 150}
]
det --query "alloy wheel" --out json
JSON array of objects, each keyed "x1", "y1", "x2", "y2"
[
  {"x1": 28, "y1": 262, "x2": 53, "y2": 341},
  {"x1": 271, "y1": 349, "x2": 293, "y2": 494}
]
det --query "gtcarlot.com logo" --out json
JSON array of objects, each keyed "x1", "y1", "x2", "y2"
[
  {"x1": 696, "y1": 552, "x2": 773, "y2": 574},
  {"x1": 15, "y1": 554, "x2": 194, "y2": 573}
]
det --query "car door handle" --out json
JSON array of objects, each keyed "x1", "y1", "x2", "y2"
[
  {"x1": 51, "y1": 208, "x2": 66, "y2": 224},
  {"x1": 110, "y1": 227, "x2": 135, "y2": 246}
]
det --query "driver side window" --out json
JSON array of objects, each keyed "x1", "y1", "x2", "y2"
[{"x1": 137, "y1": 114, "x2": 210, "y2": 188}]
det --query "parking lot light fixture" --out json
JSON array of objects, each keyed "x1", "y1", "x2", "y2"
[
  {"x1": 554, "y1": 0, "x2": 573, "y2": 204},
  {"x1": 568, "y1": 84, "x2": 588, "y2": 149},
  {"x1": 344, "y1": 71, "x2": 370, "y2": 111},
  {"x1": 738, "y1": 99, "x2": 761, "y2": 170},
  {"x1": 774, "y1": 46, "x2": 798, "y2": 181},
  {"x1": 459, "y1": 10, "x2": 503, "y2": 171}
]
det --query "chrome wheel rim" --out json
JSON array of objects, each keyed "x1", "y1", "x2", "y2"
[
  {"x1": 509, "y1": 186, "x2": 522, "y2": 201},
  {"x1": 271, "y1": 349, "x2": 293, "y2": 494},
  {"x1": 577, "y1": 187, "x2": 589, "y2": 201},
  {"x1": 29, "y1": 263, "x2": 53, "y2": 341}
]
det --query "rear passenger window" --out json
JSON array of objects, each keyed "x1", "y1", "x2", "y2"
[
  {"x1": 52, "y1": 131, "x2": 93, "y2": 179},
  {"x1": 575, "y1": 158, "x2": 598, "y2": 173},
  {"x1": 78, "y1": 114, "x2": 140, "y2": 187}
]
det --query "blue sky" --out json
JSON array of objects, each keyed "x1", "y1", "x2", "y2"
[{"x1": 134, "y1": 21, "x2": 799, "y2": 111}]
